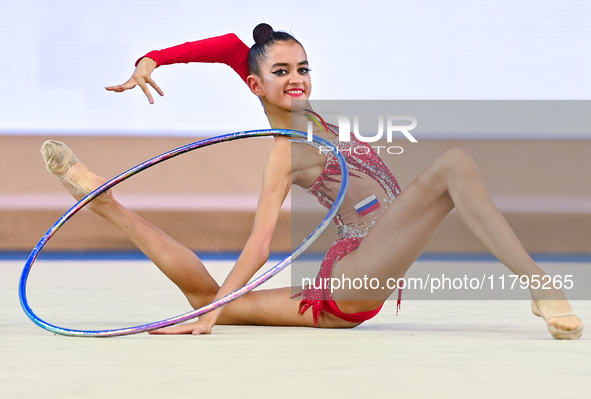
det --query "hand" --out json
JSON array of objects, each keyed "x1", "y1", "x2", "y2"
[
  {"x1": 105, "y1": 57, "x2": 163, "y2": 104},
  {"x1": 149, "y1": 318, "x2": 214, "y2": 336}
]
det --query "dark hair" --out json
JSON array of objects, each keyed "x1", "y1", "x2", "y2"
[{"x1": 248, "y1": 23, "x2": 303, "y2": 76}]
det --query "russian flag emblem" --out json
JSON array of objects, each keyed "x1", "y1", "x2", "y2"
[{"x1": 354, "y1": 194, "x2": 381, "y2": 216}]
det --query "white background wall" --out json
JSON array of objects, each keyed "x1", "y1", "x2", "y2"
[{"x1": 1, "y1": 0, "x2": 589, "y2": 137}]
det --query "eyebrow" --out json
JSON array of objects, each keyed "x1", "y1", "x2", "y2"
[{"x1": 271, "y1": 60, "x2": 309, "y2": 68}]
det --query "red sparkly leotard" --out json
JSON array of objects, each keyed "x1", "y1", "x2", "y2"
[
  {"x1": 137, "y1": 34, "x2": 402, "y2": 326},
  {"x1": 290, "y1": 124, "x2": 402, "y2": 326}
]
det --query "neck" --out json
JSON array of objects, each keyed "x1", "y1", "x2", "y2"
[{"x1": 263, "y1": 100, "x2": 313, "y2": 133}]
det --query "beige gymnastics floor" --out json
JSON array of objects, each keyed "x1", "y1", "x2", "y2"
[{"x1": 1, "y1": 259, "x2": 590, "y2": 399}]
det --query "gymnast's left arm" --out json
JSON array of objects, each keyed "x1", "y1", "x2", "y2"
[{"x1": 150, "y1": 138, "x2": 292, "y2": 335}]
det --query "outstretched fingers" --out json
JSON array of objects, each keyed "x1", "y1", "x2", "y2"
[
  {"x1": 146, "y1": 77, "x2": 164, "y2": 97},
  {"x1": 137, "y1": 80, "x2": 155, "y2": 104},
  {"x1": 105, "y1": 77, "x2": 163, "y2": 104},
  {"x1": 105, "y1": 81, "x2": 137, "y2": 92}
]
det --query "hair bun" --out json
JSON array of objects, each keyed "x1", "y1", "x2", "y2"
[{"x1": 253, "y1": 23, "x2": 274, "y2": 44}]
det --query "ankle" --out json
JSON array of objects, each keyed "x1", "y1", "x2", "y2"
[
  {"x1": 89, "y1": 195, "x2": 118, "y2": 217},
  {"x1": 530, "y1": 287, "x2": 568, "y2": 302}
]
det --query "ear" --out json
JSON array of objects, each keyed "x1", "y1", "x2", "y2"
[{"x1": 247, "y1": 74, "x2": 264, "y2": 97}]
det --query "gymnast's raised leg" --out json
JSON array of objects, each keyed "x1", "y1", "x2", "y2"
[{"x1": 40, "y1": 140, "x2": 348, "y2": 329}]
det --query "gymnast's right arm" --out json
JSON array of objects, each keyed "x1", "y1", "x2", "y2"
[
  {"x1": 105, "y1": 33, "x2": 250, "y2": 104},
  {"x1": 149, "y1": 139, "x2": 292, "y2": 335}
]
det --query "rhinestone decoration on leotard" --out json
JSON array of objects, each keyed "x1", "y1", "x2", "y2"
[
  {"x1": 291, "y1": 123, "x2": 404, "y2": 325},
  {"x1": 291, "y1": 124, "x2": 401, "y2": 240}
]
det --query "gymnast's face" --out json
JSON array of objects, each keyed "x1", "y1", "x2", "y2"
[{"x1": 250, "y1": 41, "x2": 311, "y2": 112}]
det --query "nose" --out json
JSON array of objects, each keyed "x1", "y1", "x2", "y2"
[{"x1": 288, "y1": 71, "x2": 304, "y2": 84}]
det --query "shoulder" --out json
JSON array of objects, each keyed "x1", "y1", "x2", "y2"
[
  {"x1": 268, "y1": 137, "x2": 292, "y2": 159},
  {"x1": 264, "y1": 137, "x2": 291, "y2": 173}
]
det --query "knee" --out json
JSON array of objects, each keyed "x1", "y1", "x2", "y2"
[{"x1": 440, "y1": 147, "x2": 480, "y2": 180}]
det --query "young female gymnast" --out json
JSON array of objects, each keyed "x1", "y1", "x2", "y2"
[{"x1": 42, "y1": 23, "x2": 583, "y2": 338}]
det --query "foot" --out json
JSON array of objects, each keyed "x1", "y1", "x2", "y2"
[
  {"x1": 531, "y1": 296, "x2": 583, "y2": 340},
  {"x1": 41, "y1": 140, "x2": 113, "y2": 212}
]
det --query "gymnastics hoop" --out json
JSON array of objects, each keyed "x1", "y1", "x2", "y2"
[{"x1": 19, "y1": 129, "x2": 349, "y2": 337}]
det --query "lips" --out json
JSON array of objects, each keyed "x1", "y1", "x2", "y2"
[{"x1": 285, "y1": 88, "x2": 304, "y2": 97}]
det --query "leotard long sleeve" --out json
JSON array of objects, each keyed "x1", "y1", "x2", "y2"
[{"x1": 135, "y1": 33, "x2": 251, "y2": 83}]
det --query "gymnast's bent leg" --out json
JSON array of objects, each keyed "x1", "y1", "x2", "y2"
[{"x1": 333, "y1": 147, "x2": 582, "y2": 337}]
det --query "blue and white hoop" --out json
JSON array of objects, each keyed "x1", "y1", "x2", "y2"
[{"x1": 19, "y1": 129, "x2": 348, "y2": 337}]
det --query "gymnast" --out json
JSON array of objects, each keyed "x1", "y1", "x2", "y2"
[{"x1": 41, "y1": 23, "x2": 583, "y2": 338}]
